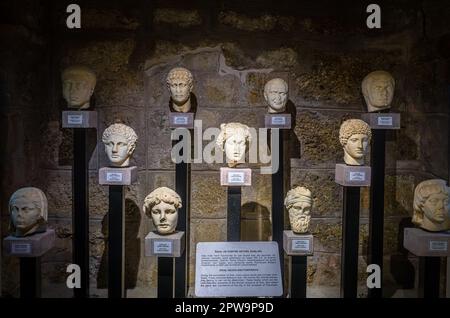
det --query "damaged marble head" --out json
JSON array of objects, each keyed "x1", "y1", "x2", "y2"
[
  {"x1": 362, "y1": 70, "x2": 395, "y2": 113},
  {"x1": 216, "y1": 122, "x2": 252, "y2": 168},
  {"x1": 9, "y1": 187, "x2": 48, "y2": 237},
  {"x1": 62, "y1": 65, "x2": 96, "y2": 110}
]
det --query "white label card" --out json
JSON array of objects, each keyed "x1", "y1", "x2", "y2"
[
  {"x1": 154, "y1": 241, "x2": 173, "y2": 254},
  {"x1": 271, "y1": 116, "x2": 286, "y2": 125},
  {"x1": 12, "y1": 243, "x2": 32, "y2": 254},
  {"x1": 349, "y1": 171, "x2": 366, "y2": 181},
  {"x1": 106, "y1": 172, "x2": 123, "y2": 182},
  {"x1": 68, "y1": 114, "x2": 83, "y2": 125},
  {"x1": 291, "y1": 239, "x2": 310, "y2": 252},
  {"x1": 429, "y1": 241, "x2": 448, "y2": 251},
  {"x1": 228, "y1": 172, "x2": 245, "y2": 184},
  {"x1": 173, "y1": 116, "x2": 188, "y2": 125},
  {"x1": 377, "y1": 116, "x2": 393, "y2": 126}
]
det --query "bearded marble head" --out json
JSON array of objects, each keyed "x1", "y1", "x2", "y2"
[{"x1": 284, "y1": 186, "x2": 312, "y2": 234}]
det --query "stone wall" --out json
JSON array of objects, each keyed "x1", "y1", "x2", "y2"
[{"x1": 1, "y1": 0, "x2": 449, "y2": 297}]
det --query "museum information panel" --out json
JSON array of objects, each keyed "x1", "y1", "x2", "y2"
[{"x1": 195, "y1": 242, "x2": 283, "y2": 297}]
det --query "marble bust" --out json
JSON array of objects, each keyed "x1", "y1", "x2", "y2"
[
  {"x1": 264, "y1": 78, "x2": 288, "y2": 113},
  {"x1": 102, "y1": 123, "x2": 138, "y2": 167},
  {"x1": 166, "y1": 67, "x2": 194, "y2": 113},
  {"x1": 284, "y1": 186, "x2": 312, "y2": 234},
  {"x1": 362, "y1": 70, "x2": 395, "y2": 112},
  {"x1": 339, "y1": 119, "x2": 372, "y2": 166},
  {"x1": 62, "y1": 65, "x2": 96, "y2": 110},
  {"x1": 216, "y1": 122, "x2": 252, "y2": 168},
  {"x1": 412, "y1": 179, "x2": 450, "y2": 232},
  {"x1": 9, "y1": 187, "x2": 48, "y2": 237},
  {"x1": 143, "y1": 187, "x2": 181, "y2": 235}
]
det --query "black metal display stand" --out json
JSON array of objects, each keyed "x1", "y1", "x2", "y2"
[
  {"x1": 227, "y1": 186, "x2": 241, "y2": 242},
  {"x1": 341, "y1": 187, "x2": 361, "y2": 298},
  {"x1": 63, "y1": 111, "x2": 97, "y2": 298},
  {"x1": 418, "y1": 257, "x2": 440, "y2": 298},
  {"x1": 271, "y1": 129, "x2": 285, "y2": 291},
  {"x1": 73, "y1": 129, "x2": 90, "y2": 298},
  {"x1": 108, "y1": 185, "x2": 125, "y2": 298},
  {"x1": 291, "y1": 255, "x2": 307, "y2": 298},
  {"x1": 174, "y1": 136, "x2": 190, "y2": 298},
  {"x1": 20, "y1": 258, "x2": 41, "y2": 298},
  {"x1": 368, "y1": 129, "x2": 385, "y2": 298}
]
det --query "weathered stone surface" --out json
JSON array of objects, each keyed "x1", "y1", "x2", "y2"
[
  {"x1": 98, "y1": 106, "x2": 146, "y2": 169},
  {"x1": 182, "y1": 50, "x2": 220, "y2": 72},
  {"x1": 191, "y1": 172, "x2": 226, "y2": 219},
  {"x1": 195, "y1": 73, "x2": 242, "y2": 108},
  {"x1": 293, "y1": 110, "x2": 358, "y2": 168},
  {"x1": 189, "y1": 218, "x2": 227, "y2": 286},
  {"x1": 219, "y1": 11, "x2": 294, "y2": 32},
  {"x1": 82, "y1": 8, "x2": 140, "y2": 30},
  {"x1": 384, "y1": 174, "x2": 416, "y2": 217},
  {"x1": 310, "y1": 220, "x2": 341, "y2": 253},
  {"x1": 307, "y1": 253, "x2": 340, "y2": 287},
  {"x1": 290, "y1": 168, "x2": 341, "y2": 217},
  {"x1": 256, "y1": 48, "x2": 298, "y2": 70},
  {"x1": 40, "y1": 121, "x2": 64, "y2": 169},
  {"x1": 61, "y1": 39, "x2": 144, "y2": 107},
  {"x1": 154, "y1": 8, "x2": 202, "y2": 28}
]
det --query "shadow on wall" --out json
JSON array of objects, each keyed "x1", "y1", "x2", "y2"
[
  {"x1": 241, "y1": 202, "x2": 271, "y2": 241},
  {"x1": 97, "y1": 198, "x2": 141, "y2": 289}
]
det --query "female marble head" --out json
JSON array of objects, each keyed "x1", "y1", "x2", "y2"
[
  {"x1": 143, "y1": 187, "x2": 182, "y2": 235},
  {"x1": 102, "y1": 123, "x2": 138, "y2": 167},
  {"x1": 284, "y1": 186, "x2": 312, "y2": 234},
  {"x1": 339, "y1": 119, "x2": 372, "y2": 166},
  {"x1": 62, "y1": 65, "x2": 96, "y2": 109},
  {"x1": 9, "y1": 187, "x2": 48, "y2": 237},
  {"x1": 412, "y1": 179, "x2": 450, "y2": 232},
  {"x1": 362, "y1": 70, "x2": 395, "y2": 112},
  {"x1": 166, "y1": 67, "x2": 194, "y2": 112},
  {"x1": 216, "y1": 122, "x2": 252, "y2": 168}
]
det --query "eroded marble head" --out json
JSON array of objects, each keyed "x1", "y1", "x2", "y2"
[
  {"x1": 362, "y1": 70, "x2": 395, "y2": 112},
  {"x1": 264, "y1": 78, "x2": 288, "y2": 113},
  {"x1": 62, "y1": 65, "x2": 96, "y2": 109},
  {"x1": 102, "y1": 123, "x2": 138, "y2": 167},
  {"x1": 284, "y1": 186, "x2": 312, "y2": 234},
  {"x1": 9, "y1": 187, "x2": 48, "y2": 237},
  {"x1": 412, "y1": 179, "x2": 450, "y2": 232},
  {"x1": 166, "y1": 67, "x2": 194, "y2": 113},
  {"x1": 339, "y1": 119, "x2": 372, "y2": 166},
  {"x1": 143, "y1": 187, "x2": 182, "y2": 235},
  {"x1": 216, "y1": 122, "x2": 252, "y2": 168}
]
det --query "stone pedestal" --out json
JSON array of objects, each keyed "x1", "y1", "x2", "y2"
[
  {"x1": 99, "y1": 166, "x2": 138, "y2": 185},
  {"x1": 283, "y1": 231, "x2": 314, "y2": 256},
  {"x1": 62, "y1": 111, "x2": 97, "y2": 128},
  {"x1": 265, "y1": 114, "x2": 292, "y2": 129},
  {"x1": 169, "y1": 112, "x2": 194, "y2": 128},
  {"x1": 145, "y1": 231, "x2": 185, "y2": 257},
  {"x1": 335, "y1": 164, "x2": 371, "y2": 187},
  {"x1": 404, "y1": 227, "x2": 450, "y2": 257},
  {"x1": 361, "y1": 113, "x2": 401, "y2": 130},
  {"x1": 220, "y1": 167, "x2": 252, "y2": 186},
  {"x1": 3, "y1": 229, "x2": 56, "y2": 257}
]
